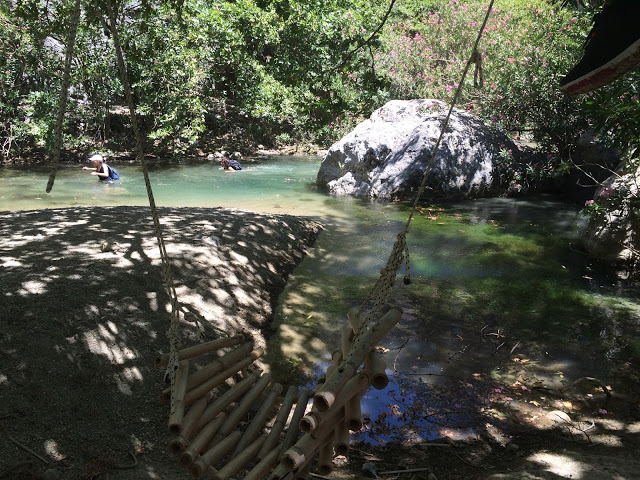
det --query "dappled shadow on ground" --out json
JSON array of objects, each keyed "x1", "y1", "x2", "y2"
[{"x1": 0, "y1": 206, "x2": 320, "y2": 479}]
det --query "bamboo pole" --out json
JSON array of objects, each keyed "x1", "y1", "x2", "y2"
[
  {"x1": 233, "y1": 382, "x2": 283, "y2": 456},
  {"x1": 211, "y1": 435, "x2": 266, "y2": 480},
  {"x1": 334, "y1": 414, "x2": 350, "y2": 456},
  {"x1": 194, "y1": 369, "x2": 262, "y2": 432},
  {"x1": 160, "y1": 342, "x2": 253, "y2": 400},
  {"x1": 300, "y1": 373, "x2": 368, "y2": 433},
  {"x1": 155, "y1": 334, "x2": 246, "y2": 368},
  {"x1": 341, "y1": 325, "x2": 354, "y2": 359},
  {"x1": 356, "y1": 307, "x2": 403, "y2": 350},
  {"x1": 242, "y1": 446, "x2": 281, "y2": 480},
  {"x1": 188, "y1": 430, "x2": 241, "y2": 478},
  {"x1": 268, "y1": 464, "x2": 293, "y2": 480},
  {"x1": 332, "y1": 350, "x2": 343, "y2": 366},
  {"x1": 324, "y1": 350, "x2": 341, "y2": 384},
  {"x1": 295, "y1": 464, "x2": 311, "y2": 480},
  {"x1": 213, "y1": 373, "x2": 273, "y2": 442},
  {"x1": 281, "y1": 411, "x2": 342, "y2": 472},
  {"x1": 180, "y1": 413, "x2": 226, "y2": 466},
  {"x1": 283, "y1": 380, "x2": 368, "y2": 473},
  {"x1": 318, "y1": 350, "x2": 341, "y2": 395},
  {"x1": 185, "y1": 342, "x2": 254, "y2": 391},
  {"x1": 364, "y1": 350, "x2": 388, "y2": 390},
  {"x1": 184, "y1": 348, "x2": 264, "y2": 406},
  {"x1": 347, "y1": 306, "x2": 363, "y2": 331},
  {"x1": 258, "y1": 385, "x2": 297, "y2": 460},
  {"x1": 317, "y1": 440, "x2": 334, "y2": 476},
  {"x1": 325, "y1": 365, "x2": 336, "y2": 382},
  {"x1": 314, "y1": 308, "x2": 401, "y2": 411},
  {"x1": 280, "y1": 388, "x2": 311, "y2": 455},
  {"x1": 170, "y1": 396, "x2": 208, "y2": 454},
  {"x1": 168, "y1": 360, "x2": 190, "y2": 435},
  {"x1": 345, "y1": 390, "x2": 364, "y2": 431},
  {"x1": 312, "y1": 363, "x2": 356, "y2": 413}
]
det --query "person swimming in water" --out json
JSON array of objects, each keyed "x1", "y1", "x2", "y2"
[
  {"x1": 82, "y1": 153, "x2": 120, "y2": 181},
  {"x1": 221, "y1": 158, "x2": 243, "y2": 171}
]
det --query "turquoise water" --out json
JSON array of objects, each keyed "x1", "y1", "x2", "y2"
[{"x1": 0, "y1": 156, "x2": 337, "y2": 216}]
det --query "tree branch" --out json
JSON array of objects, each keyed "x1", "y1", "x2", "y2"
[{"x1": 331, "y1": 0, "x2": 398, "y2": 73}]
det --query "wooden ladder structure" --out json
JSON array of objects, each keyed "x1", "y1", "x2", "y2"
[{"x1": 157, "y1": 306, "x2": 402, "y2": 479}]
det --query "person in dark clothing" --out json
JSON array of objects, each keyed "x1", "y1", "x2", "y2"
[
  {"x1": 82, "y1": 153, "x2": 120, "y2": 181},
  {"x1": 221, "y1": 158, "x2": 243, "y2": 171}
]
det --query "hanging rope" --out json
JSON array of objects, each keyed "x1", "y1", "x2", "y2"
[
  {"x1": 105, "y1": 0, "x2": 183, "y2": 393},
  {"x1": 45, "y1": 0, "x2": 81, "y2": 193},
  {"x1": 354, "y1": 0, "x2": 495, "y2": 337}
]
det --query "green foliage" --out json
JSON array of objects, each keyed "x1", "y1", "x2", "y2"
[
  {"x1": 1, "y1": 2, "x2": 58, "y2": 156},
  {"x1": 583, "y1": 72, "x2": 640, "y2": 160},
  {"x1": 0, "y1": 0, "x2": 638, "y2": 171},
  {"x1": 376, "y1": 0, "x2": 592, "y2": 156}
]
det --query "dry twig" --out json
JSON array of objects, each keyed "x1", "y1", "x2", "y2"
[{"x1": 8, "y1": 436, "x2": 49, "y2": 465}]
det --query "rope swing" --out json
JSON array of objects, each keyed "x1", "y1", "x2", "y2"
[{"x1": 45, "y1": 0, "x2": 495, "y2": 477}]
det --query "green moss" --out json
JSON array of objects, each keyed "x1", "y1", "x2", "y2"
[{"x1": 269, "y1": 201, "x2": 640, "y2": 382}]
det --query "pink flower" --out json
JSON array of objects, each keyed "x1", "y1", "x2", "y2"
[
  {"x1": 585, "y1": 199, "x2": 595, "y2": 206},
  {"x1": 507, "y1": 58, "x2": 515, "y2": 63}
]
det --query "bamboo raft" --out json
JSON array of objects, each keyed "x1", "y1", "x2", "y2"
[{"x1": 159, "y1": 306, "x2": 402, "y2": 479}]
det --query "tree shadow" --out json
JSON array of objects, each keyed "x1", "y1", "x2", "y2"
[{"x1": 0, "y1": 206, "x2": 321, "y2": 478}]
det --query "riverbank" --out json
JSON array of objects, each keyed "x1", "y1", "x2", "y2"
[{"x1": 0, "y1": 206, "x2": 322, "y2": 479}]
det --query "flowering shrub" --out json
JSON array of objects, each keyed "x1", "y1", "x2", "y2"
[
  {"x1": 375, "y1": 0, "x2": 592, "y2": 166},
  {"x1": 583, "y1": 199, "x2": 604, "y2": 216}
]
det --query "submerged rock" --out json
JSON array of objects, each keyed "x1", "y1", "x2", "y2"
[{"x1": 317, "y1": 99, "x2": 522, "y2": 201}]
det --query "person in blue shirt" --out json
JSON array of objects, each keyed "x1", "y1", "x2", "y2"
[
  {"x1": 221, "y1": 157, "x2": 243, "y2": 171},
  {"x1": 82, "y1": 153, "x2": 120, "y2": 181}
]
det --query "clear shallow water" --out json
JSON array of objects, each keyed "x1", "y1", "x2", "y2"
[
  {"x1": 3, "y1": 157, "x2": 639, "y2": 445},
  {"x1": 0, "y1": 156, "x2": 338, "y2": 216}
]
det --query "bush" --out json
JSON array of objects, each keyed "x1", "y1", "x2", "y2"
[{"x1": 377, "y1": 1, "x2": 591, "y2": 151}]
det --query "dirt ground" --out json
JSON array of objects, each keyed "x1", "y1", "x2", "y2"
[
  {"x1": 0, "y1": 207, "x2": 639, "y2": 480},
  {"x1": 0, "y1": 206, "x2": 322, "y2": 479}
]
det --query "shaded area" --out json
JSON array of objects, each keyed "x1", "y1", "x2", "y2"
[
  {"x1": 270, "y1": 196, "x2": 640, "y2": 479},
  {"x1": 0, "y1": 206, "x2": 321, "y2": 479}
]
